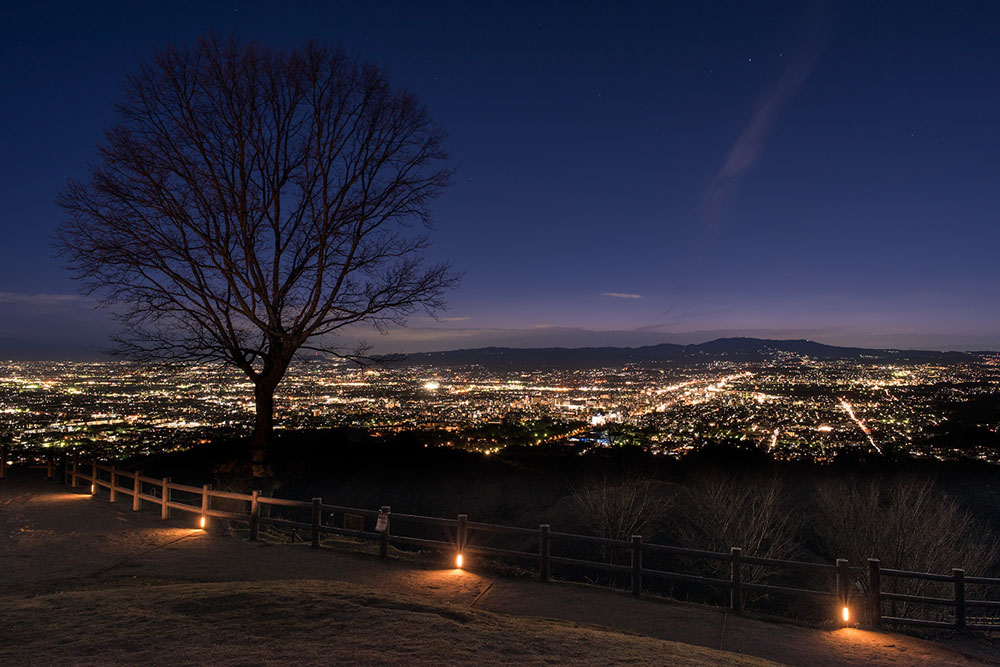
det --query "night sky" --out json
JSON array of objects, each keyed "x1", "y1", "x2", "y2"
[{"x1": 3, "y1": 1, "x2": 1000, "y2": 358}]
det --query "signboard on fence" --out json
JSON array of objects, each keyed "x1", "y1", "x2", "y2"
[{"x1": 375, "y1": 512, "x2": 388, "y2": 532}]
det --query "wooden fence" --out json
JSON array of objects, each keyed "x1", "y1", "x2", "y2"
[{"x1": 6, "y1": 450, "x2": 1000, "y2": 632}]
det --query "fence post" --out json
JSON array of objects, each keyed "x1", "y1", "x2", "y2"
[
  {"x1": 837, "y1": 558, "x2": 851, "y2": 625},
  {"x1": 954, "y1": 568, "x2": 966, "y2": 631},
  {"x1": 379, "y1": 506, "x2": 391, "y2": 559},
  {"x1": 200, "y1": 484, "x2": 211, "y2": 527},
  {"x1": 0, "y1": 443, "x2": 6, "y2": 479},
  {"x1": 457, "y1": 514, "x2": 468, "y2": 565},
  {"x1": 311, "y1": 498, "x2": 322, "y2": 548},
  {"x1": 71, "y1": 453, "x2": 79, "y2": 487},
  {"x1": 109, "y1": 465, "x2": 117, "y2": 502},
  {"x1": 631, "y1": 535, "x2": 643, "y2": 598},
  {"x1": 867, "y1": 558, "x2": 882, "y2": 629},
  {"x1": 161, "y1": 477, "x2": 171, "y2": 519},
  {"x1": 539, "y1": 524, "x2": 550, "y2": 583},
  {"x1": 132, "y1": 470, "x2": 142, "y2": 511},
  {"x1": 730, "y1": 547, "x2": 743, "y2": 612},
  {"x1": 249, "y1": 490, "x2": 261, "y2": 541},
  {"x1": 91, "y1": 460, "x2": 98, "y2": 495}
]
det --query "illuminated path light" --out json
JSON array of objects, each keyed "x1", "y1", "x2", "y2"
[{"x1": 838, "y1": 398, "x2": 883, "y2": 455}]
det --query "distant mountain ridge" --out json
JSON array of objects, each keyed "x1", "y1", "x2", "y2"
[{"x1": 396, "y1": 337, "x2": 979, "y2": 369}]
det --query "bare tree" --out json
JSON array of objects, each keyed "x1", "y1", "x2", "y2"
[
  {"x1": 571, "y1": 469, "x2": 674, "y2": 543},
  {"x1": 813, "y1": 475, "x2": 999, "y2": 619},
  {"x1": 677, "y1": 471, "x2": 801, "y2": 597},
  {"x1": 570, "y1": 467, "x2": 674, "y2": 581},
  {"x1": 56, "y1": 36, "x2": 457, "y2": 478},
  {"x1": 814, "y1": 475, "x2": 999, "y2": 573},
  {"x1": 681, "y1": 472, "x2": 799, "y2": 559}
]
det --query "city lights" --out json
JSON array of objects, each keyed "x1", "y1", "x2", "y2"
[{"x1": 0, "y1": 353, "x2": 998, "y2": 465}]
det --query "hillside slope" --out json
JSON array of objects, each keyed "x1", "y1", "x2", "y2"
[{"x1": 0, "y1": 579, "x2": 773, "y2": 666}]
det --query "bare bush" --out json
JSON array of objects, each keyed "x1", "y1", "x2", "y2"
[
  {"x1": 680, "y1": 471, "x2": 800, "y2": 561},
  {"x1": 571, "y1": 469, "x2": 674, "y2": 543},
  {"x1": 675, "y1": 471, "x2": 802, "y2": 606},
  {"x1": 813, "y1": 475, "x2": 1000, "y2": 621}
]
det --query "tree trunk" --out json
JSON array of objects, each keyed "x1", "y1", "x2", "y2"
[
  {"x1": 250, "y1": 380, "x2": 275, "y2": 481},
  {"x1": 250, "y1": 353, "x2": 292, "y2": 482}
]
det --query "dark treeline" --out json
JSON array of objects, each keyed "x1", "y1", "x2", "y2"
[
  {"x1": 106, "y1": 430, "x2": 1000, "y2": 624},
  {"x1": 126, "y1": 431, "x2": 1000, "y2": 562}
]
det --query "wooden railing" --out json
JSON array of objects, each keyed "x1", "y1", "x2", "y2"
[
  {"x1": 871, "y1": 560, "x2": 1000, "y2": 632},
  {"x1": 6, "y1": 450, "x2": 1000, "y2": 632}
]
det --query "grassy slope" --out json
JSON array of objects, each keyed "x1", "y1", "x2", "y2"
[{"x1": 1, "y1": 579, "x2": 774, "y2": 666}]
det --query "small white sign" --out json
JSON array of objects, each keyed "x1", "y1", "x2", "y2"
[{"x1": 375, "y1": 513, "x2": 388, "y2": 532}]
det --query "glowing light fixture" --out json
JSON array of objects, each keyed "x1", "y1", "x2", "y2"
[
  {"x1": 456, "y1": 553, "x2": 464, "y2": 569},
  {"x1": 199, "y1": 516, "x2": 207, "y2": 529},
  {"x1": 90, "y1": 484, "x2": 96, "y2": 494},
  {"x1": 842, "y1": 606, "x2": 850, "y2": 623}
]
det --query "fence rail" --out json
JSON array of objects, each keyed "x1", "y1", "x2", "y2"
[
  {"x1": 5, "y1": 449, "x2": 1000, "y2": 632},
  {"x1": 872, "y1": 560, "x2": 1000, "y2": 631}
]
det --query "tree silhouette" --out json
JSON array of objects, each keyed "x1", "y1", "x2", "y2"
[{"x1": 57, "y1": 36, "x2": 457, "y2": 478}]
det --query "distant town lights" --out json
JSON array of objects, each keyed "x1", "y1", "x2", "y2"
[{"x1": 3, "y1": 356, "x2": 998, "y2": 466}]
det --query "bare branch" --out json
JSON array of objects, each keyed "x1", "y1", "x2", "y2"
[{"x1": 55, "y1": 35, "x2": 457, "y2": 462}]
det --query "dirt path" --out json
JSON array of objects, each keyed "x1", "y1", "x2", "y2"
[
  {"x1": 0, "y1": 472, "x2": 490, "y2": 605},
  {"x1": 476, "y1": 578, "x2": 996, "y2": 666},
  {"x1": 2, "y1": 472, "x2": 997, "y2": 665}
]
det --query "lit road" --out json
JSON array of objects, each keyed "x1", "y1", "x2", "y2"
[{"x1": 838, "y1": 398, "x2": 883, "y2": 455}]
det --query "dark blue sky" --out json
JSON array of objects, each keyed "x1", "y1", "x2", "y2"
[{"x1": 3, "y1": 1, "x2": 1000, "y2": 358}]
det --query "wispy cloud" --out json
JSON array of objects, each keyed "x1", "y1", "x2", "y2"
[
  {"x1": 0, "y1": 292, "x2": 90, "y2": 305},
  {"x1": 416, "y1": 315, "x2": 471, "y2": 324},
  {"x1": 601, "y1": 292, "x2": 643, "y2": 300},
  {"x1": 704, "y1": 3, "x2": 836, "y2": 227}
]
